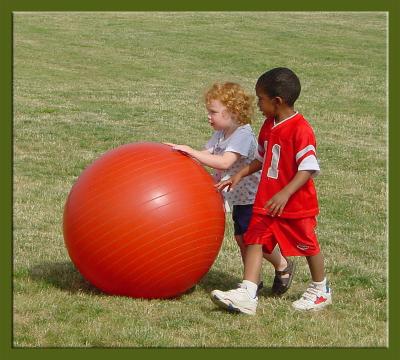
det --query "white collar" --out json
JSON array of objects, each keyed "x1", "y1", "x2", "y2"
[{"x1": 272, "y1": 112, "x2": 299, "y2": 128}]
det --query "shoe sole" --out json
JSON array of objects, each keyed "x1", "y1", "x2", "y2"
[{"x1": 210, "y1": 294, "x2": 256, "y2": 315}]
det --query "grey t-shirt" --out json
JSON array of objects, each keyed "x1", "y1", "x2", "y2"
[{"x1": 205, "y1": 124, "x2": 261, "y2": 208}]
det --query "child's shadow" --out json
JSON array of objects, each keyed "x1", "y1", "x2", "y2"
[
  {"x1": 197, "y1": 269, "x2": 241, "y2": 293},
  {"x1": 29, "y1": 261, "x2": 101, "y2": 295},
  {"x1": 197, "y1": 270, "x2": 280, "y2": 298}
]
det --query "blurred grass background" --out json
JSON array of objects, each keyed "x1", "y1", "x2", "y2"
[{"x1": 13, "y1": 12, "x2": 387, "y2": 347}]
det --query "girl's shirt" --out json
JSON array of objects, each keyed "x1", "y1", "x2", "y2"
[{"x1": 205, "y1": 124, "x2": 261, "y2": 209}]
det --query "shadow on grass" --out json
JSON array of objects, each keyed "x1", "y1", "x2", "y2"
[
  {"x1": 198, "y1": 269, "x2": 298, "y2": 299},
  {"x1": 28, "y1": 261, "x2": 102, "y2": 295},
  {"x1": 28, "y1": 262, "x2": 255, "y2": 299},
  {"x1": 197, "y1": 269, "x2": 241, "y2": 292}
]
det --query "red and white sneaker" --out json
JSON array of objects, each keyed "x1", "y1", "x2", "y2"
[{"x1": 292, "y1": 283, "x2": 332, "y2": 311}]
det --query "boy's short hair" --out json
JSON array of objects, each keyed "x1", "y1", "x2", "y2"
[
  {"x1": 256, "y1": 67, "x2": 301, "y2": 106},
  {"x1": 205, "y1": 82, "x2": 254, "y2": 125}
]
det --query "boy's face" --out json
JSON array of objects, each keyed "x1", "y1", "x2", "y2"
[
  {"x1": 255, "y1": 86, "x2": 276, "y2": 118},
  {"x1": 206, "y1": 99, "x2": 234, "y2": 130}
]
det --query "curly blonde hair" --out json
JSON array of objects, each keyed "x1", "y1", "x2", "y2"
[{"x1": 204, "y1": 82, "x2": 254, "y2": 125}]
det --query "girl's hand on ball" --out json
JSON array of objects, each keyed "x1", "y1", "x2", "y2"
[
  {"x1": 163, "y1": 142, "x2": 192, "y2": 155},
  {"x1": 171, "y1": 144, "x2": 193, "y2": 155}
]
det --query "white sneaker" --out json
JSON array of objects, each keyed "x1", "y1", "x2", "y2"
[
  {"x1": 292, "y1": 283, "x2": 332, "y2": 311},
  {"x1": 211, "y1": 287, "x2": 258, "y2": 315}
]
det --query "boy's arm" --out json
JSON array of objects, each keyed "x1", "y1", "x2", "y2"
[
  {"x1": 215, "y1": 159, "x2": 263, "y2": 191},
  {"x1": 234, "y1": 158, "x2": 263, "y2": 178},
  {"x1": 265, "y1": 170, "x2": 314, "y2": 217}
]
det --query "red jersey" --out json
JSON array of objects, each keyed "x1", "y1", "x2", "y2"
[{"x1": 253, "y1": 112, "x2": 319, "y2": 218}]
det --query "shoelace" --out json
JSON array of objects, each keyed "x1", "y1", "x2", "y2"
[{"x1": 300, "y1": 286, "x2": 322, "y2": 302}]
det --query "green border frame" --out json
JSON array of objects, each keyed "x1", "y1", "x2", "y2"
[{"x1": 1, "y1": 0, "x2": 398, "y2": 359}]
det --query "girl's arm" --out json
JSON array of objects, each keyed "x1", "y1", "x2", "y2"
[{"x1": 165, "y1": 143, "x2": 240, "y2": 170}]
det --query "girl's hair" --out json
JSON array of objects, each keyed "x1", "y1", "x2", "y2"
[{"x1": 204, "y1": 82, "x2": 254, "y2": 125}]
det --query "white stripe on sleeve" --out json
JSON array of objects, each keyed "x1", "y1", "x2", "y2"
[
  {"x1": 296, "y1": 145, "x2": 316, "y2": 162},
  {"x1": 298, "y1": 155, "x2": 320, "y2": 177}
]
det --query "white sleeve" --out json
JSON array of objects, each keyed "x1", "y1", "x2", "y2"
[
  {"x1": 225, "y1": 127, "x2": 255, "y2": 157},
  {"x1": 298, "y1": 154, "x2": 320, "y2": 177}
]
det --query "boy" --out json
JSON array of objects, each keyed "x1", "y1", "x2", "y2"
[{"x1": 212, "y1": 68, "x2": 332, "y2": 314}]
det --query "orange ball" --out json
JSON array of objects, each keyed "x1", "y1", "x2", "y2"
[{"x1": 63, "y1": 142, "x2": 225, "y2": 298}]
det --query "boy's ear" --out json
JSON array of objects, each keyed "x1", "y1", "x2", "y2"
[{"x1": 274, "y1": 96, "x2": 284, "y2": 105}]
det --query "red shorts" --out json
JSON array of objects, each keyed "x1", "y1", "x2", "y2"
[{"x1": 244, "y1": 214, "x2": 320, "y2": 256}]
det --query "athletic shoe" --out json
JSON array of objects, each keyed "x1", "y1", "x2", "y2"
[
  {"x1": 292, "y1": 283, "x2": 332, "y2": 311},
  {"x1": 211, "y1": 287, "x2": 258, "y2": 315},
  {"x1": 237, "y1": 281, "x2": 264, "y2": 295}
]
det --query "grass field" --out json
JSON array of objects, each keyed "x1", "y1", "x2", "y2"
[{"x1": 13, "y1": 12, "x2": 387, "y2": 347}]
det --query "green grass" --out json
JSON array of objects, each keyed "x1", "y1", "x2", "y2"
[{"x1": 13, "y1": 12, "x2": 387, "y2": 347}]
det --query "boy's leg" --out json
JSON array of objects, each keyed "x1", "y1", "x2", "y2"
[
  {"x1": 272, "y1": 216, "x2": 332, "y2": 310},
  {"x1": 263, "y1": 245, "x2": 287, "y2": 270},
  {"x1": 292, "y1": 252, "x2": 332, "y2": 311},
  {"x1": 306, "y1": 252, "x2": 325, "y2": 282},
  {"x1": 262, "y1": 244, "x2": 295, "y2": 296},
  {"x1": 267, "y1": 251, "x2": 296, "y2": 295}
]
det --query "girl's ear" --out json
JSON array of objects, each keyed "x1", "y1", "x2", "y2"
[
  {"x1": 221, "y1": 108, "x2": 230, "y2": 119},
  {"x1": 230, "y1": 113, "x2": 241, "y2": 126}
]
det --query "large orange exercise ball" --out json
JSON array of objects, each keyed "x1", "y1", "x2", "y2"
[{"x1": 63, "y1": 142, "x2": 225, "y2": 299}]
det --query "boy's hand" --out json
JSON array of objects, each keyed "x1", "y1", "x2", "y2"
[
  {"x1": 215, "y1": 173, "x2": 242, "y2": 192},
  {"x1": 264, "y1": 189, "x2": 291, "y2": 217}
]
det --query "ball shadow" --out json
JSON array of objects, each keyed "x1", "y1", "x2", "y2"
[
  {"x1": 28, "y1": 261, "x2": 102, "y2": 295},
  {"x1": 28, "y1": 262, "x2": 244, "y2": 299}
]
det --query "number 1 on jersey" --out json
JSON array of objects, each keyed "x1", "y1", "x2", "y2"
[{"x1": 264, "y1": 141, "x2": 281, "y2": 179}]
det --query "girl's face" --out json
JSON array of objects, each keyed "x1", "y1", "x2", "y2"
[{"x1": 206, "y1": 99, "x2": 235, "y2": 131}]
